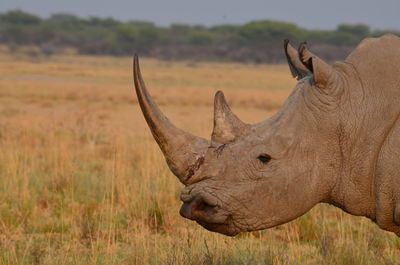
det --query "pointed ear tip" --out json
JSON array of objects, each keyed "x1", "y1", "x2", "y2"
[
  {"x1": 298, "y1": 43, "x2": 308, "y2": 56},
  {"x1": 284, "y1": 40, "x2": 289, "y2": 50},
  {"x1": 299, "y1": 41, "x2": 307, "y2": 48}
]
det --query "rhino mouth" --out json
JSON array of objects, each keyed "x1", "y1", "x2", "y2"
[
  {"x1": 179, "y1": 192, "x2": 239, "y2": 236},
  {"x1": 196, "y1": 217, "x2": 239, "y2": 236}
]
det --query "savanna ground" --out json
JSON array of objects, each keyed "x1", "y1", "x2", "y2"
[{"x1": 0, "y1": 47, "x2": 399, "y2": 264}]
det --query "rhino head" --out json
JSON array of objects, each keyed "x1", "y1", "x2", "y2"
[{"x1": 133, "y1": 41, "x2": 344, "y2": 236}]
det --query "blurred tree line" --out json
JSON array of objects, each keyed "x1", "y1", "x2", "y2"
[{"x1": 0, "y1": 10, "x2": 399, "y2": 62}]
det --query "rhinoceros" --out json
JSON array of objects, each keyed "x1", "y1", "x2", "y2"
[{"x1": 133, "y1": 34, "x2": 400, "y2": 237}]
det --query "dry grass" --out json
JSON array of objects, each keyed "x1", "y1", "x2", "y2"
[{"x1": 0, "y1": 52, "x2": 399, "y2": 264}]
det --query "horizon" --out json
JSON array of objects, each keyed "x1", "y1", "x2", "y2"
[{"x1": 1, "y1": 0, "x2": 400, "y2": 30}]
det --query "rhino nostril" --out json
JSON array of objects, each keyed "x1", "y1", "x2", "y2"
[
  {"x1": 179, "y1": 197, "x2": 216, "y2": 220},
  {"x1": 195, "y1": 201, "x2": 213, "y2": 212}
]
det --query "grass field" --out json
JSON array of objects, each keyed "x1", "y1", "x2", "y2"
[{"x1": 0, "y1": 51, "x2": 399, "y2": 264}]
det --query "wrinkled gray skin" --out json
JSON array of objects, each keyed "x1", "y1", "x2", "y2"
[{"x1": 133, "y1": 34, "x2": 400, "y2": 237}]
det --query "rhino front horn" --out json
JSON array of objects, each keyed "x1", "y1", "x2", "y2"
[
  {"x1": 133, "y1": 55, "x2": 209, "y2": 184},
  {"x1": 211, "y1": 91, "x2": 249, "y2": 144}
]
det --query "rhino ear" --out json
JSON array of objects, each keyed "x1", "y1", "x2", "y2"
[
  {"x1": 284, "y1": 40, "x2": 311, "y2": 80},
  {"x1": 298, "y1": 42, "x2": 334, "y2": 87},
  {"x1": 211, "y1": 91, "x2": 248, "y2": 144}
]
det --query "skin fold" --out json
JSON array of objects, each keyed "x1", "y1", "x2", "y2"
[{"x1": 133, "y1": 34, "x2": 400, "y2": 237}]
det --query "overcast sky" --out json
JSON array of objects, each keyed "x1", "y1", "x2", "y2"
[{"x1": 1, "y1": 0, "x2": 399, "y2": 30}]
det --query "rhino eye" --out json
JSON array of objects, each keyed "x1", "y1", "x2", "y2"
[{"x1": 258, "y1": 154, "x2": 271, "y2": 164}]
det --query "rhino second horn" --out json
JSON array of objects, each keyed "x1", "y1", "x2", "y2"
[
  {"x1": 133, "y1": 55, "x2": 209, "y2": 184},
  {"x1": 211, "y1": 91, "x2": 249, "y2": 144}
]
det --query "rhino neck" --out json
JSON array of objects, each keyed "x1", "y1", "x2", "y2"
[{"x1": 329, "y1": 36, "x2": 400, "y2": 223}]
